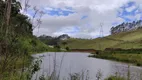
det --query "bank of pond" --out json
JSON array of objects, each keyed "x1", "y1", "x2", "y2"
[
  {"x1": 70, "y1": 48, "x2": 142, "y2": 67},
  {"x1": 91, "y1": 48, "x2": 142, "y2": 66}
]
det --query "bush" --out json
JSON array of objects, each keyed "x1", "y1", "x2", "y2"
[
  {"x1": 105, "y1": 76, "x2": 126, "y2": 80},
  {"x1": 65, "y1": 47, "x2": 70, "y2": 51}
]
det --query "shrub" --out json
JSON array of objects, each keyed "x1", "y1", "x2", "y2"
[{"x1": 105, "y1": 76, "x2": 126, "y2": 80}]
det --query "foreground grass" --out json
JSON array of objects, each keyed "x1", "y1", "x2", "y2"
[
  {"x1": 0, "y1": 36, "x2": 56, "y2": 80},
  {"x1": 93, "y1": 51, "x2": 142, "y2": 66}
]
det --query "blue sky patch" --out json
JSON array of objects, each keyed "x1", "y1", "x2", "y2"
[
  {"x1": 26, "y1": 6, "x2": 75, "y2": 17},
  {"x1": 43, "y1": 7, "x2": 75, "y2": 16},
  {"x1": 127, "y1": 1, "x2": 136, "y2": 7},
  {"x1": 117, "y1": 1, "x2": 141, "y2": 22}
]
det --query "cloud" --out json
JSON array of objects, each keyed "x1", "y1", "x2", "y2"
[
  {"x1": 81, "y1": 15, "x2": 88, "y2": 20},
  {"x1": 20, "y1": 0, "x2": 142, "y2": 38},
  {"x1": 126, "y1": 6, "x2": 136, "y2": 12}
]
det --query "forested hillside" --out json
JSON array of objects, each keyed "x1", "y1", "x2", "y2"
[{"x1": 0, "y1": 0, "x2": 51, "y2": 53}]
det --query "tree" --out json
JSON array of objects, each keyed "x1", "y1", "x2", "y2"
[
  {"x1": 62, "y1": 41, "x2": 67, "y2": 47},
  {"x1": 0, "y1": 1, "x2": 34, "y2": 78},
  {"x1": 54, "y1": 44, "x2": 61, "y2": 51},
  {"x1": 65, "y1": 47, "x2": 70, "y2": 51}
]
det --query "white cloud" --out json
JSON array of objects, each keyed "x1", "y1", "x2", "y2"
[
  {"x1": 20, "y1": 0, "x2": 142, "y2": 38},
  {"x1": 126, "y1": 5, "x2": 136, "y2": 12},
  {"x1": 125, "y1": 13, "x2": 141, "y2": 21},
  {"x1": 44, "y1": 7, "x2": 53, "y2": 11}
]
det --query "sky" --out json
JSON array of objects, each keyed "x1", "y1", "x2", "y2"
[{"x1": 20, "y1": 0, "x2": 142, "y2": 39}]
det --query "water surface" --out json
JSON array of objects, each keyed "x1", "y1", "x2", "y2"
[{"x1": 32, "y1": 52, "x2": 142, "y2": 80}]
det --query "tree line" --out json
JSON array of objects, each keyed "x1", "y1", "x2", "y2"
[{"x1": 111, "y1": 20, "x2": 142, "y2": 34}]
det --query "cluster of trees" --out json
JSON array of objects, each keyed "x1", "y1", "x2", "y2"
[
  {"x1": 0, "y1": 0, "x2": 33, "y2": 36},
  {"x1": 0, "y1": 0, "x2": 35, "y2": 58},
  {"x1": 111, "y1": 20, "x2": 142, "y2": 34}
]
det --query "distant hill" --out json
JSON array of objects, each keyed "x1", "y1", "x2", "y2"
[
  {"x1": 58, "y1": 34, "x2": 70, "y2": 40},
  {"x1": 38, "y1": 34, "x2": 70, "y2": 46},
  {"x1": 64, "y1": 29, "x2": 142, "y2": 50},
  {"x1": 111, "y1": 20, "x2": 142, "y2": 34}
]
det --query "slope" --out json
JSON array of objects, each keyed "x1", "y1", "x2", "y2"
[{"x1": 64, "y1": 29, "x2": 142, "y2": 50}]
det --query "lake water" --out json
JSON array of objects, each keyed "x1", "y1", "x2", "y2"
[{"x1": 32, "y1": 52, "x2": 142, "y2": 80}]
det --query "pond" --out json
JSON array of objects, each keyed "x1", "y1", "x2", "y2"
[{"x1": 32, "y1": 52, "x2": 142, "y2": 80}]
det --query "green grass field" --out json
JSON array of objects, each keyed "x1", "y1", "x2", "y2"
[
  {"x1": 94, "y1": 52, "x2": 142, "y2": 66},
  {"x1": 64, "y1": 29, "x2": 142, "y2": 50}
]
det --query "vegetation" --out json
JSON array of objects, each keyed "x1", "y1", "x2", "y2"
[
  {"x1": 38, "y1": 34, "x2": 70, "y2": 46},
  {"x1": 1, "y1": 0, "x2": 142, "y2": 80},
  {"x1": 105, "y1": 76, "x2": 126, "y2": 80},
  {"x1": 38, "y1": 34, "x2": 70, "y2": 52},
  {"x1": 64, "y1": 29, "x2": 142, "y2": 50},
  {"x1": 92, "y1": 51, "x2": 142, "y2": 66},
  {"x1": 0, "y1": 0, "x2": 53, "y2": 79}
]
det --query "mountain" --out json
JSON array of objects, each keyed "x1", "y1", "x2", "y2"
[
  {"x1": 63, "y1": 29, "x2": 142, "y2": 50},
  {"x1": 38, "y1": 34, "x2": 70, "y2": 46},
  {"x1": 58, "y1": 34, "x2": 70, "y2": 40},
  {"x1": 111, "y1": 20, "x2": 142, "y2": 34}
]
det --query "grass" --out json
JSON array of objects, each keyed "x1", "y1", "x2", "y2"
[
  {"x1": 13, "y1": 35, "x2": 57, "y2": 68},
  {"x1": 63, "y1": 29, "x2": 142, "y2": 50},
  {"x1": 18, "y1": 36, "x2": 52, "y2": 54},
  {"x1": 0, "y1": 35, "x2": 57, "y2": 80},
  {"x1": 93, "y1": 51, "x2": 142, "y2": 66}
]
